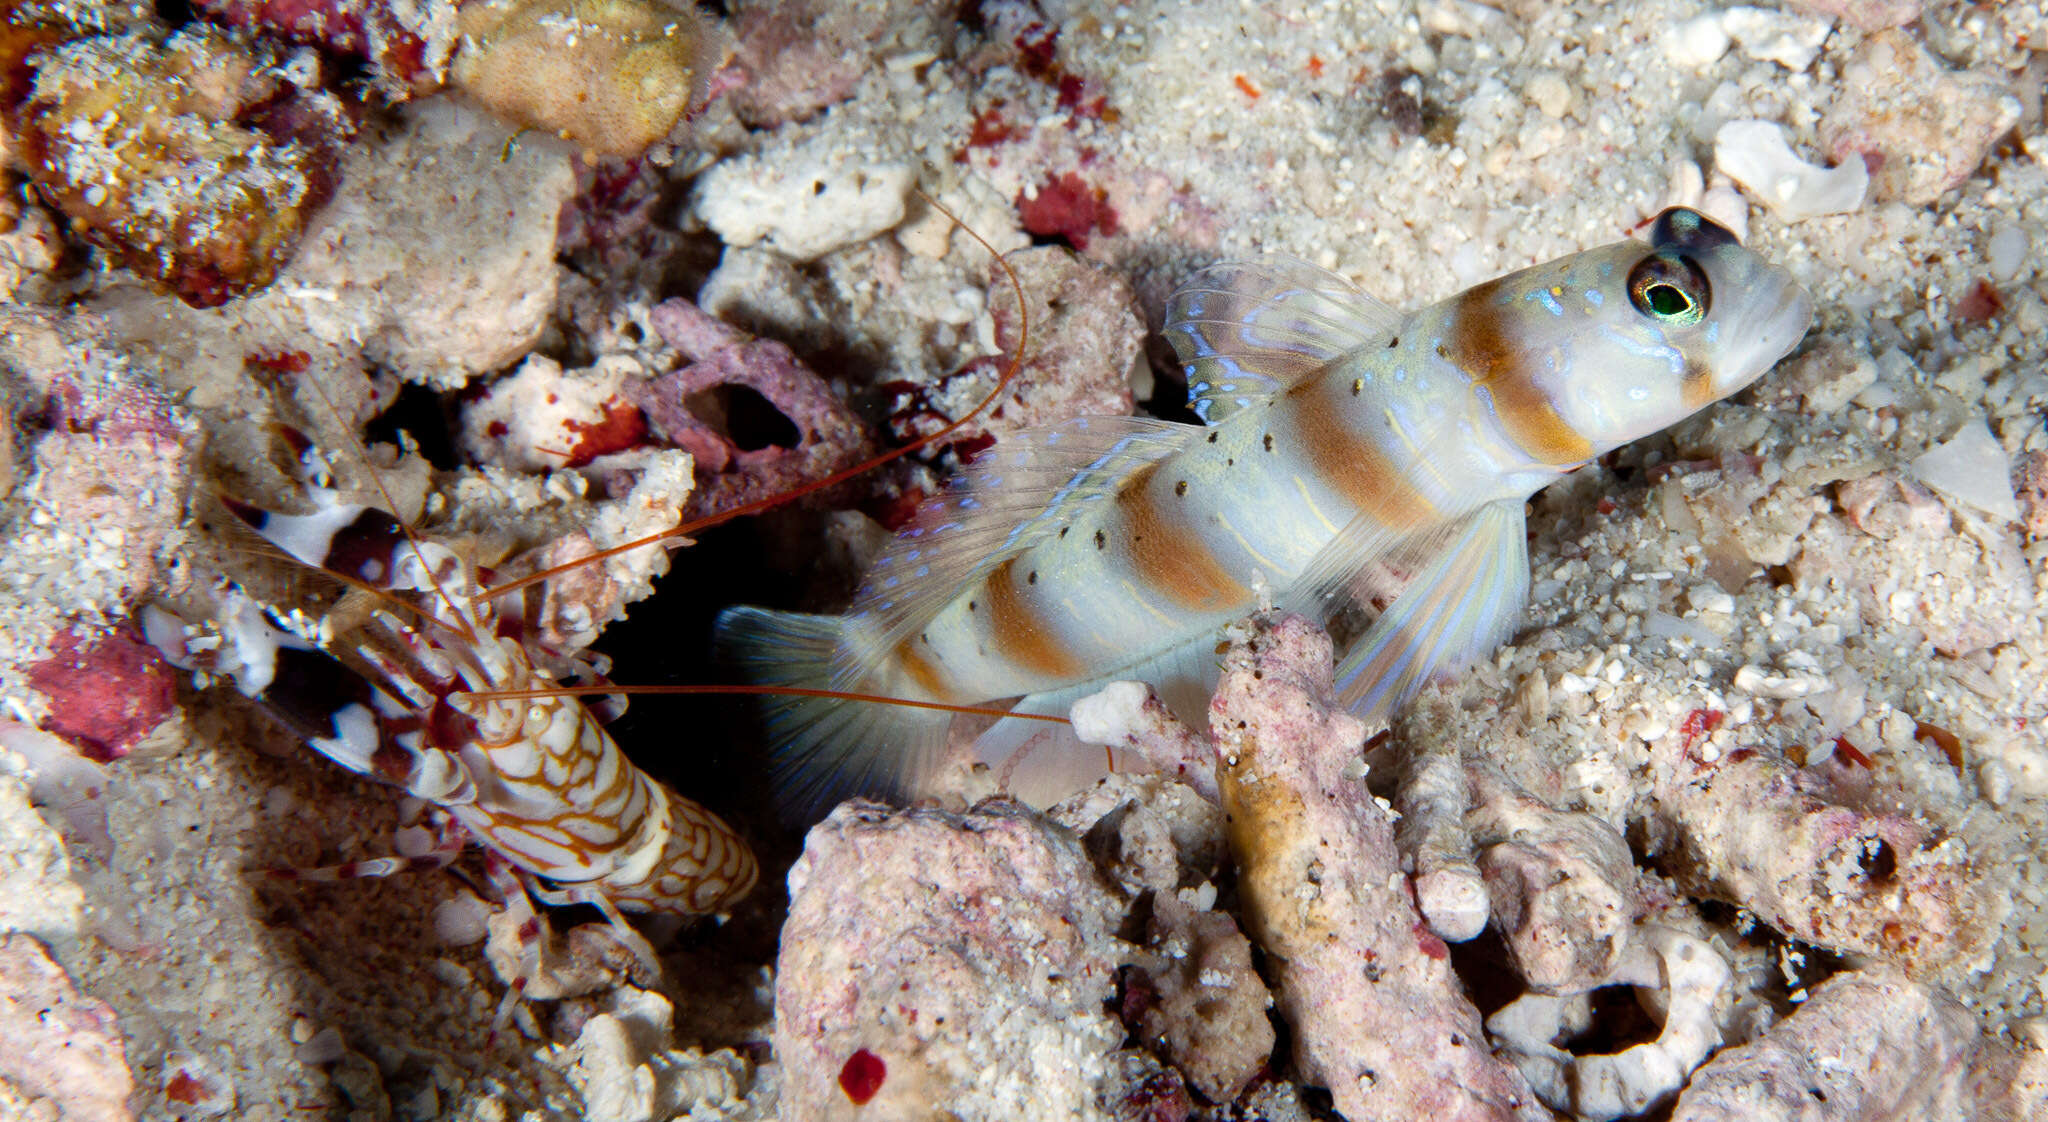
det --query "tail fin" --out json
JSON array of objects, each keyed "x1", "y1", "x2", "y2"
[{"x1": 714, "y1": 606, "x2": 951, "y2": 821}]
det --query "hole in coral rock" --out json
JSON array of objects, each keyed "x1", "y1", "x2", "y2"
[
  {"x1": 687, "y1": 384, "x2": 801, "y2": 452},
  {"x1": 364, "y1": 380, "x2": 459, "y2": 470},
  {"x1": 153, "y1": 0, "x2": 195, "y2": 26},
  {"x1": 1446, "y1": 929, "x2": 1524, "y2": 1018},
  {"x1": 1858, "y1": 838, "x2": 1897, "y2": 884},
  {"x1": 1559, "y1": 984, "x2": 1664, "y2": 1057}
]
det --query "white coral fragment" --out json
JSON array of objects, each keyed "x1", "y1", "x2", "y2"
[
  {"x1": 1721, "y1": 6, "x2": 1832, "y2": 71},
  {"x1": 1489, "y1": 928, "x2": 1731, "y2": 1122},
  {"x1": 1909, "y1": 419, "x2": 2019, "y2": 523},
  {"x1": 1714, "y1": 120, "x2": 1867, "y2": 219},
  {"x1": 695, "y1": 154, "x2": 915, "y2": 262}
]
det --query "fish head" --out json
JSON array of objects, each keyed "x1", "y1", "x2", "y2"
[{"x1": 1511, "y1": 207, "x2": 1813, "y2": 455}]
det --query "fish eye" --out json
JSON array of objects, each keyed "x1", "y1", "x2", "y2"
[{"x1": 1627, "y1": 252, "x2": 1710, "y2": 326}]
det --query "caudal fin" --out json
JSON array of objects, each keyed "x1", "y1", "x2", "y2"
[{"x1": 713, "y1": 605, "x2": 951, "y2": 821}]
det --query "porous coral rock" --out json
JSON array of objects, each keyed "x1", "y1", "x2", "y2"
[
  {"x1": 773, "y1": 799, "x2": 1137, "y2": 1120},
  {"x1": 1119, "y1": 890, "x2": 1274, "y2": 1105},
  {"x1": 453, "y1": 0, "x2": 729, "y2": 158},
  {"x1": 1050, "y1": 772, "x2": 1269, "y2": 1103},
  {"x1": 1669, "y1": 969, "x2": 1987, "y2": 1120},
  {"x1": 88, "y1": 95, "x2": 573, "y2": 398},
  {"x1": 695, "y1": 152, "x2": 915, "y2": 263},
  {"x1": 1640, "y1": 737, "x2": 2002, "y2": 978},
  {"x1": 635, "y1": 298, "x2": 871, "y2": 523},
  {"x1": 1469, "y1": 764, "x2": 1645, "y2": 993},
  {"x1": 2, "y1": 21, "x2": 352, "y2": 307},
  {"x1": 1823, "y1": 30, "x2": 2024, "y2": 206},
  {"x1": 1212, "y1": 613, "x2": 1546, "y2": 1122},
  {"x1": 548, "y1": 985, "x2": 772, "y2": 1122}
]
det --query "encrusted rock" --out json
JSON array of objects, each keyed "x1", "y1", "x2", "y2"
[
  {"x1": 1671, "y1": 970, "x2": 1987, "y2": 1119},
  {"x1": 1, "y1": 21, "x2": 352, "y2": 307},
  {"x1": 634, "y1": 298, "x2": 872, "y2": 523},
  {"x1": 0, "y1": 933, "x2": 133, "y2": 1122},
  {"x1": 774, "y1": 799, "x2": 1138, "y2": 1119},
  {"x1": 1823, "y1": 30, "x2": 2023, "y2": 206},
  {"x1": 887, "y1": 246, "x2": 1143, "y2": 458},
  {"x1": 1640, "y1": 744, "x2": 2002, "y2": 978}
]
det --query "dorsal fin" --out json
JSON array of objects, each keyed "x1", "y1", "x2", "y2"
[
  {"x1": 844, "y1": 415, "x2": 1196, "y2": 680},
  {"x1": 1164, "y1": 257, "x2": 1402, "y2": 423}
]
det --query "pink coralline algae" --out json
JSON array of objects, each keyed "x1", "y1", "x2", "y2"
[
  {"x1": 1018, "y1": 171, "x2": 1121, "y2": 250},
  {"x1": 24, "y1": 625, "x2": 175, "y2": 762},
  {"x1": 1211, "y1": 613, "x2": 1547, "y2": 1122},
  {"x1": 634, "y1": 298, "x2": 871, "y2": 521}
]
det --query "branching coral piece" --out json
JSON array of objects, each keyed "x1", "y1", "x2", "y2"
[
  {"x1": 1068, "y1": 680, "x2": 1217, "y2": 801},
  {"x1": 1212, "y1": 613, "x2": 1546, "y2": 1122},
  {"x1": 1396, "y1": 737, "x2": 1490, "y2": 942}
]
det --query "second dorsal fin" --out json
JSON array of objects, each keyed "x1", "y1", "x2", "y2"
[{"x1": 1164, "y1": 257, "x2": 1402, "y2": 423}]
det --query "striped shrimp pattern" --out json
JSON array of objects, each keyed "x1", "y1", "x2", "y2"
[{"x1": 150, "y1": 465, "x2": 757, "y2": 1019}]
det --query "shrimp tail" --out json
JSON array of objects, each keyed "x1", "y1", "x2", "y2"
[{"x1": 714, "y1": 605, "x2": 951, "y2": 821}]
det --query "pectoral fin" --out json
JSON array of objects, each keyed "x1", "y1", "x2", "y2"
[{"x1": 1333, "y1": 500, "x2": 1530, "y2": 724}]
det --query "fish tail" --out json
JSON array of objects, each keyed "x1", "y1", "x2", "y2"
[{"x1": 714, "y1": 605, "x2": 951, "y2": 821}]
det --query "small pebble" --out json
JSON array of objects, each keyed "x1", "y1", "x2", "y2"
[
  {"x1": 1988, "y1": 224, "x2": 2028, "y2": 281},
  {"x1": 1526, "y1": 71, "x2": 1572, "y2": 119},
  {"x1": 1665, "y1": 12, "x2": 1732, "y2": 67}
]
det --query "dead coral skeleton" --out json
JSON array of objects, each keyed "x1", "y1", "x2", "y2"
[{"x1": 1209, "y1": 613, "x2": 1548, "y2": 1122}]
